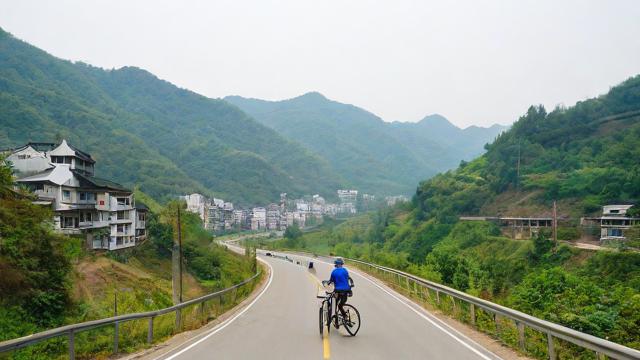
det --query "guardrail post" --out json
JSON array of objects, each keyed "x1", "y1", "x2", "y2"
[
  {"x1": 451, "y1": 295, "x2": 457, "y2": 316},
  {"x1": 470, "y1": 303, "x2": 476, "y2": 326},
  {"x1": 200, "y1": 301, "x2": 206, "y2": 323},
  {"x1": 517, "y1": 321, "x2": 525, "y2": 351},
  {"x1": 148, "y1": 317, "x2": 154, "y2": 344},
  {"x1": 68, "y1": 330, "x2": 75, "y2": 360},
  {"x1": 494, "y1": 313, "x2": 500, "y2": 336},
  {"x1": 595, "y1": 351, "x2": 606, "y2": 360},
  {"x1": 114, "y1": 321, "x2": 119, "y2": 354},
  {"x1": 547, "y1": 333, "x2": 556, "y2": 360},
  {"x1": 175, "y1": 309, "x2": 182, "y2": 331},
  {"x1": 435, "y1": 290, "x2": 440, "y2": 306}
]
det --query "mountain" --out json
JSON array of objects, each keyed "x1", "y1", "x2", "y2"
[
  {"x1": 0, "y1": 28, "x2": 343, "y2": 204},
  {"x1": 225, "y1": 93, "x2": 505, "y2": 195},
  {"x1": 386, "y1": 115, "x2": 508, "y2": 171}
]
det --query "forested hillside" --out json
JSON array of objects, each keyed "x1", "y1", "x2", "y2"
[
  {"x1": 225, "y1": 93, "x2": 505, "y2": 195},
  {"x1": 0, "y1": 28, "x2": 342, "y2": 204},
  {"x1": 269, "y1": 75, "x2": 640, "y2": 350}
]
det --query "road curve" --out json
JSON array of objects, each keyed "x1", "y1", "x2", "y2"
[{"x1": 151, "y1": 253, "x2": 502, "y2": 360}]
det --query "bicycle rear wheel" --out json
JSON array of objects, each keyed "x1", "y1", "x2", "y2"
[
  {"x1": 341, "y1": 304, "x2": 361, "y2": 336},
  {"x1": 318, "y1": 305, "x2": 324, "y2": 336}
]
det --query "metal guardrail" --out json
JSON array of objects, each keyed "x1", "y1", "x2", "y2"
[
  {"x1": 0, "y1": 270, "x2": 261, "y2": 359},
  {"x1": 344, "y1": 258, "x2": 640, "y2": 360}
]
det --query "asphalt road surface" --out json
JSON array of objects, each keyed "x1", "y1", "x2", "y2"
[{"x1": 151, "y1": 252, "x2": 502, "y2": 360}]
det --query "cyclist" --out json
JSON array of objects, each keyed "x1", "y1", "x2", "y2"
[{"x1": 327, "y1": 258, "x2": 353, "y2": 328}]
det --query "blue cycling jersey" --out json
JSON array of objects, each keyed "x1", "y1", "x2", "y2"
[{"x1": 330, "y1": 267, "x2": 351, "y2": 291}]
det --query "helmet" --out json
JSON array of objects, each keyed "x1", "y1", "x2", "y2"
[{"x1": 334, "y1": 258, "x2": 344, "y2": 265}]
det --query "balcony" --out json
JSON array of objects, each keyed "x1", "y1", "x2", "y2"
[
  {"x1": 59, "y1": 228, "x2": 82, "y2": 235},
  {"x1": 79, "y1": 220, "x2": 110, "y2": 229}
]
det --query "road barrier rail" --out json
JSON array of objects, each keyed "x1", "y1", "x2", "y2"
[
  {"x1": 344, "y1": 257, "x2": 640, "y2": 360},
  {"x1": 0, "y1": 270, "x2": 262, "y2": 359}
]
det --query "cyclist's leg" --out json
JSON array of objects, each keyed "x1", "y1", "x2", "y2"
[{"x1": 337, "y1": 292, "x2": 348, "y2": 317}]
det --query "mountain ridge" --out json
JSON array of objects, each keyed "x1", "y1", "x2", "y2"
[
  {"x1": 0, "y1": 28, "x2": 343, "y2": 204},
  {"x1": 226, "y1": 93, "x2": 506, "y2": 195}
]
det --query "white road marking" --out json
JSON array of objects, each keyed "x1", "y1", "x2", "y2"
[
  {"x1": 308, "y1": 256, "x2": 500, "y2": 360},
  {"x1": 156, "y1": 258, "x2": 274, "y2": 360}
]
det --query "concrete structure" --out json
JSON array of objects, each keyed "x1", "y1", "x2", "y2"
[
  {"x1": 581, "y1": 205, "x2": 639, "y2": 242},
  {"x1": 251, "y1": 207, "x2": 266, "y2": 230},
  {"x1": 460, "y1": 216, "x2": 553, "y2": 240},
  {"x1": 9, "y1": 140, "x2": 145, "y2": 250},
  {"x1": 266, "y1": 203, "x2": 280, "y2": 231},
  {"x1": 181, "y1": 193, "x2": 207, "y2": 222}
]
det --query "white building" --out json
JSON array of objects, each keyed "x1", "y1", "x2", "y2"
[
  {"x1": 181, "y1": 193, "x2": 207, "y2": 222},
  {"x1": 9, "y1": 140, "x2": 146, "y2": 251},
  {"x1": 251, "y1": 207, "x2": 267, "y2": 230},
  {"x1": 337, "y1": 189, "x2": 358, "y2": 204},
  {"x1": 599, "y1": 205, "x2": 639, "y2": 241}
]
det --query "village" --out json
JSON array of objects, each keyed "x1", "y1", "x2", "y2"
[
  {"x1": 180, "y1": 190, "x2": 408, "y2": 234},
  {"x1": 4, "y1": 140, "x2": 410, "y2": 249}
]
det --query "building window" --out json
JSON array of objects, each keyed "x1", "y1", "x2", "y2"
[
  {"x1": 117, "y1": 197, "x2": 130, "y2": 206},
  {"x1": 80, "y1": 212, "x2": 92, "y2": 222},
  {"x1": 117, "y1": 210, "x2": 129, "y2": 220},
  {"x1": 80, "y1": 192, "x2": 86, "y2": 201},
  {"x1": 64, "y1": 156, "x2": 72, "y2": 164},
  {"x1": 63, "y1": 216, "x2": 76, "y2": 228},
  {"x1": 63, "y1": 190, "x2": 71, "y2": 201},
  {"x1": 138, "y1": 213, "x2": 145, "y2": 221}
]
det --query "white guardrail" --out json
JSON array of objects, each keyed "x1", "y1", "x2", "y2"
[{"x1": 265, "y1": 248, "x2": 640, "y2": 360}]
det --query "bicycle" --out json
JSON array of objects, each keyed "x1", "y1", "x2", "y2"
[{"x1": 317, "y1": 280, "x2": 361, "y2": 336}]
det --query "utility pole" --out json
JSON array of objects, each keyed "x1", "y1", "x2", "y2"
[
  {"x1": 552, "y1": 200, "x2": 558, "y2": 252},
  {"x1": 178, "y1": 205, "x2": 183, "y2": 303},
  {"x1": 172, "y1": 204, "x2": 183, "y2": 305}
]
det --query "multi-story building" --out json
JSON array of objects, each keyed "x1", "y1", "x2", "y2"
[
  {"x1": 337, "y1": 189, "x2": 358, "y2": 204},
  {"x1": 251, "y1": 207, "x2": 266, "y2": 230},
  {"x1": 8, "y1": 140, "x2": 146, "y2": 251},
  {"x1": 181, "y1": 193, "x2": 207, "y2": 222},
  {"x1": 582, "y1": 205, "x2": 640, "y2": 242},
  {"x1": 266, "y1": 203, "x2": 280, "y2": 230},
  {"x1": 337, "y1": 189, "x2": 358, "y2": 215}
]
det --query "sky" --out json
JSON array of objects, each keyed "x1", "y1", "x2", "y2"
[{"x1": 2, "y1": 0, "x2": 640, "y2": 128}]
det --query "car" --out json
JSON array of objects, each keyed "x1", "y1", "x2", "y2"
[
  {"x1": 308, "y1": 261, "x2": 314, "y2": 269},
  {"x1": 265, "y1": 252, "x2": 272, "y2": 256}
]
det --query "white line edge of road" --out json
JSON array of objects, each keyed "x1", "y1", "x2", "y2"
[
  {"x1": 307, "y1": 255, "x2": 500, "y2": 360},
  {"x1": 155, "y1": 258, "x2": 274, "y2": 360}
]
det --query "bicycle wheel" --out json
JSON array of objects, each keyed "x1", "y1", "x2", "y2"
[
  {"x1": 341, "y1": 304, "x2": 361, "y2": 336},
  {"x1": 318, "y1": 304, "x2": 324, "y2": 336},
  {"x1": 326, "y1": 299, "x2": 332, "y2": 334}
]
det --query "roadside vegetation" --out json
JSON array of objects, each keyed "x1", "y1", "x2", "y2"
[{"x1": 0, "y1": 158, "x2": 257, "y2": 359}]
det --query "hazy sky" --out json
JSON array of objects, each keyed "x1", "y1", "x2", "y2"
[{"x1": 2, "y1": 0, "x2": 640, "y2": 127}]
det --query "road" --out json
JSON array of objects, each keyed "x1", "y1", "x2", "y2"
[{"x1": 150, "y1": 252, "x2": 502, "y2": 360}]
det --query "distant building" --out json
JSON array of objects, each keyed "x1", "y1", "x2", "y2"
[
  {"x1": 337, "y1": 189, "x2": 358, "y2": 204},
  {"x1": 581, "y1": 205, "x2": 639, "y2": 242},
  {"x1": 460, "y1": 216, "x2": 553, "y2": 240},
  {"x1": 251, "y1": 207, "x2": 266, "y2": 230},
  {"x1": 266, "y1": 203, "x2": 281, "y2": 230},
  {"x1": 385, "y1": 195, "x2": 409, "y2": 206},
  {"x1": 181, "y1": 193, "x2": 207, "y2": 222},
  {"x1": 7, "y1": 140, "x2": 146, "y2": 251}
]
